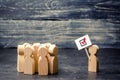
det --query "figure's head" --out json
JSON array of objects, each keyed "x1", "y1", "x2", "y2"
[
  {"x1": 44, "y1": 43, "x2": 51, "y2": 48},
  {"x1": 32, "y1": 43, "x2": 40, "y2": 52},
  {"x1": 17, "y1": 43, "x2": 30, "y2": 55},
  {"x1": 88, "y1": 45, "x2": 99, "y2": 55},
  {"x1": 48, "y1": 44, "x2": 58, "y2": 56},
  {"x1": 38, "y1": 45, "x2": 48, "y2": 57},
  {"x1": 23, "y1": 42, "x2": 30, "y2": 47},
  {"x1": 32, "y1": 43, "x2": 40, "y2": 48},
  {"x1": 24, "y1": 45, "x2": 34, "y2": 57}
]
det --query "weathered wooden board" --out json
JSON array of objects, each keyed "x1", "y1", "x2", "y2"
[
  {"x1": 0, "y1": 0, "x2": 120, "y2": 20},
  {"x1": 0, "y1": 20, "x2": 120, "y2": 48},
  {"x1": 0, "y1": 0, "x2": 120, "y2": 48}
]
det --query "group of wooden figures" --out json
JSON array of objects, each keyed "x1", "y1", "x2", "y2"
[
  {"x1": 17, "y1": 42, "x2": 99, "y2": 75},
  {"x1": 17, "y1": 43, "x2": 58, "y2": 75}
]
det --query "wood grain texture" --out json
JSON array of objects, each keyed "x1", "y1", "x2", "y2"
[
  {"x1": 0, "y1": 0, "x2": 120, "y2": 48},
  {"x1": 0, "y1": 20, "x2": 119, "y2": 48},
  {"x1": 0, "y1": 0, "x2": 120, "y2": 20}
]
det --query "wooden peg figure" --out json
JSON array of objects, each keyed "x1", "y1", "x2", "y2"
[
  {"x1": 88, "y1": 45, "x2": 99, "y2": 72},
  {"x1": 44, "y1": 43, "x2": 51, "y2": 50},
  {"x1": 32, "y1": 43, "x2": 40, "y2": 73},
  {"x1": 17, "y1": 43, "x2": 30, "y2": 72},
  {"x1": 48, "y1": 44, "x2": 58, "y2": 56},
  {"x1": 38, "y1": 45, "x2": 48, "y2": 75},
  {"x1": 24, "y1": 45, "x2": 35, "y2": 75},
  {"x1": 23, "y1": 42, "x2": 30, "y2": 47},
  {"x1": 17, "y1": 45, "x2": 25, "y2": 72},
  {"x1": 47, "y1": 44, "x2": 58, "y2": 74},
  {"x1": 47, "y1": 54, "x2": 58, "y2": 74}
]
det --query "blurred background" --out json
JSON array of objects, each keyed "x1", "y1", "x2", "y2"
[{"x1": 0, "y1": 0, "x2": 120, "y2": 48}]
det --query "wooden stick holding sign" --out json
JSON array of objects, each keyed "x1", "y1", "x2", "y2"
[
  {"x1": 88, "y1": 45, "x2": 99, "y2": 72},
  {"x1": 85, "y1": 48, "x2": 90, "y2": 59}
]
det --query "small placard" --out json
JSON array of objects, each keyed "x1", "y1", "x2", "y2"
[{"x1": 75, "y1": 34, "x2": 92, "y2": 50}]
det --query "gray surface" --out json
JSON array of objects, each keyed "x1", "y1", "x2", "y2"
[
  {"x1": 0, "y1": 0, "x2": 120, "y2": 48},
  {"x1": 0, "y1": 48, "x2": 120, "y2": 80}
]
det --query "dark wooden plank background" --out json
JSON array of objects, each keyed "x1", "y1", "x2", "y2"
[{"x1": 0, "y1": 0, "x2": 120, "y2": 48}]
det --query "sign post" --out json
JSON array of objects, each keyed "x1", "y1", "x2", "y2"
[
  {"x1": 85, "y1": 48, "x2": 89, "y2": 58},
  {"x1": 75, "y1": 34, "x2": 92, "y2": 58}
]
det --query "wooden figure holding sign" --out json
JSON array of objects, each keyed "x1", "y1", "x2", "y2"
[
  {"x1": 88, "y1": 45, "x2": 99, "y2": 72},
  {"x1": 75, "y1": 35, "x2": 99, "y2": 72}
]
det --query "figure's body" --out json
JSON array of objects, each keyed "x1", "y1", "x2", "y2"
[
  {"x1": 17, "y1": 45, "x2": 24, "y2": 72},
  {"x1": 88, "y1": 54, "x2": 98, "y2": 72},
  {"x1": 88, "y1": 45, "x2": 99, "y2": 72},
  {"x1": 47, "y1": 54, "x2": 58, "y2": 74},
  {"x1": 24, "y1": 45, "x2": 35, "y2": 75},
  {"x1": 38, "y1": 45, "x2": 48, "y2": 75},
  {"x1": 17, "y1": 43, "x2": 30, "y2": 72},
  {"x1": 32, "y1": 43, "x2": 40, "y2": 73},
  {"x1": 47, "y1": 44, "x2": 58, "y2": 74}
]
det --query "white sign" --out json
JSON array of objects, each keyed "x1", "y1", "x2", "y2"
[{"x1": 75, "y1": 34, "x2": 92, "y2": 50}]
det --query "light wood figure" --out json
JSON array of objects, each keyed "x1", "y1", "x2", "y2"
[
  {"x1": 48, "y1": 44, "x2": 58, "y2": 56},
  {"x1": 88, "y1": 45, "x2": 99, "y2": 72},
  {"x1": 23, "y1": 42, "x2": 30, "y2": 47},
  {"x1": 32, "y1": 43, "x2": 40, "y2": 73},
  {"x1": 44, "y1": 43, "x2": 51, "y2": 51},
  {"x1": 17, "y1": 43, "x2": 30, "y2": 72},
  {"x1": 38, "y1": 45, "x2": 48, "y2": 75},
  {"x1": 47, "y1": 54, "x2": 58, "y2": 74},
  {"x1": 46, "y1": 44, "x2": 58, "y2": 74},
  {"x1": 24, "y1": 45, "x2": 35, "y2": 75},
  {"x1": 17, "y1": 45, "x2": 25, "y2": 72}
]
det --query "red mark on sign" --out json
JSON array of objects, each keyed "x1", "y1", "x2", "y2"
[{"x1": 80, "y1": 37, "x2": 87, "y2": 46}]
